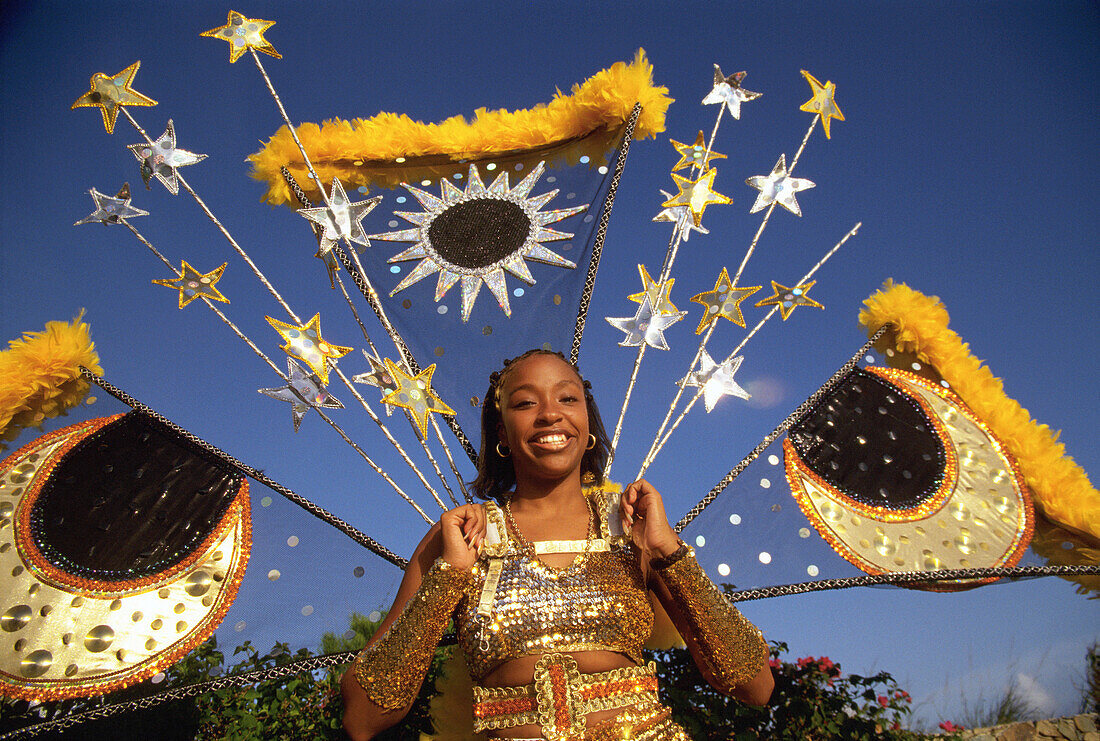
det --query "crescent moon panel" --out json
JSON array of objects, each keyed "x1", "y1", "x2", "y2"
[
  {"x1": 785, "y1": 367, "x2": 1033, "y2": 590},
  {"x1": 0, "y1": 414, "x2": 250, "y2": 700}
]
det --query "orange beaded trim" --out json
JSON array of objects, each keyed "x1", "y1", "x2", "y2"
[
  {"x1": 786, "y1": 366, "x2": 1034, "y2": 587},
  {"x1": 10, "y1": 414, "x2": 247, "y2": 595},
  {"x1": 471, "y1": 655, "x2": 660, "y2": 738},
  {"x1": 786, "y1": 367, "x2": 960, "y2": 524}
]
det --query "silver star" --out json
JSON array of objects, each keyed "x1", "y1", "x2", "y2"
[
  {"x1": 683, "y1": 351, "x2": 750, "y2": 412},
  {"x1": 653, "y1": 189, "x2": 710, "y2": 241},
  {"x1": 606, "y1": 294, "x2": 686, "y2": 351},
  {"x1": 74, "y1": 183, "x2": 148, "y2": 225},
  {"x1": 298, "y1": 179, "x2": 381, "y2": 255},
  {"x1": 127, "y1": 120, "x2": 206, "y2": 195},
  {"x1": 351, "y1": 350, "x2": 399, "y2": 416},
  {"x1": 745, "y1": 154, "x2": 815, "y2": 217},
  {"x1": 702, "y1": 66, "x2": 761, "y2": 120},
  {"x1": 258, "y1": 359, "x2": 343, "y2": 432}
]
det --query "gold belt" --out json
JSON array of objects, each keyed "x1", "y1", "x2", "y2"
[{"x1": 471, "y1": 654, "x2": 660, "y2": 741}]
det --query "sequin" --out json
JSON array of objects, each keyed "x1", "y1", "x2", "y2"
[
  {"x1": 353, "y1": 559, "x2": 473, "y2": 710},
  {"x1": 655, "y1": 548, "x2": 768, "y2": 691},
  {"x1": 456, "y1": 503, "x2": 653, "y2": 682}
]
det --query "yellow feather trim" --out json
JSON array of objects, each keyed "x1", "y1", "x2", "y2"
[
  {"x1": 0, "y1": 312, "x2": 103, "y2": 448},
  {"x1": 249, "y1": 49, "x2": 672, "y2": 204},
  {"x1": 859, "y1": 280, "x2": 1099, "y2": 544}
]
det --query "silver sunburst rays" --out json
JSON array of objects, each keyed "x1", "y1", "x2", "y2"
[{"x1": 370, "y1": 162, "x2": 588, "y2": 321}]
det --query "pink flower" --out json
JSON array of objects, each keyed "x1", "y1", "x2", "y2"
[
  {"x1": 878, "y1": 695, "x2": 889, "y2": 707},
  {"x1": 817, "y1": 656, "x2": 836, "y2": 672},
  {"x1": 939, "y1": 721, "x2": 964, "y2": 732},
  {"x1": 768, "y1": 658, "x2": 782, "y2": 669},
  {"x1": 796, "y1": 656, "x2": 814, "y2": 668}
]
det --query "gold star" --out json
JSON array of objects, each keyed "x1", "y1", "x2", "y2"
[
  {"x1": 799, "y1": 70, "x2": 845, "y2": 139},
  {"x1": 201, "y1": 11, "x2": 281, "y2": 63},
  {"x1": 661, "y1": 168, "x2": 731, "y2": 227},
  {"x1": 380, "y1": 359, "x2": 455, "y2": 437},
  {"x1": 755, "y1": 280, "x2": 824, "y2": 320},
  {"x1": 152, "y1": 261, "x2": 229, "y2": 309},
  {"x1": 627, "y1": 265, "x2": 679, "y2": 316},
  {"x1": 71, "y1": 61, "x2": 157, "y2": 134},
  {"x1": 669, "y1": 131, "x2": 726, "y2": 173},
  {"x1": 689, "y1": 268, "x2": 760, "y2": 333},
  {"x1": 265, "y1": 314, "x2": 351, "y2": 384}
]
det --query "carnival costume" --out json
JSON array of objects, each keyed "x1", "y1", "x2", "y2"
[{"x1": 353, "y1": 490, "x2": 768, "y2": 740}]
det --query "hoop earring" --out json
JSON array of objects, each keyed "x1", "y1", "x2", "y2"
[
  {"x1": 586, "y1": 434, "x2": 596, "y2": 450},
  {"x1": 496, "y1": 442, "x2": 510, "y2": 458}
]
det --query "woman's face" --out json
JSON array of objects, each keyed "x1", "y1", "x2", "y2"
[{"x1": 496, "y1": 354, "x2": 590, "y2": 486}]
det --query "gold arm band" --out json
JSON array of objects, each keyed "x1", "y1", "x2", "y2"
[
  {"x1": 353, "y1": 558, "x2": 473, "y2": 710},
  {"x1": 655, "y1": 547, "x2": 768, "y2": 692}
]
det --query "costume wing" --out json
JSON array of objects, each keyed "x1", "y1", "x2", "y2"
[{"x1": 679, "y1": 283, "x2": 1099, "y2": 597}]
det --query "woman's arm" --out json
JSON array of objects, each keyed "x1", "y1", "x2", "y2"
[
  {"x1": 622, "y1": 480, "x2": 774, "y2": 706},
  {"x1": 341, "y1": 504, "x2": 486, "y2": 741}
]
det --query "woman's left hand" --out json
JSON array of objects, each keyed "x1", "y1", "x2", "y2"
[{"x1": 621, "y1": 479, "x2": 681, "y2": 560}]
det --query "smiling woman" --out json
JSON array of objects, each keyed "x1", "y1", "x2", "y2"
[{"x1": 340, "y1": 350, "x2": 774, "y2": 740}]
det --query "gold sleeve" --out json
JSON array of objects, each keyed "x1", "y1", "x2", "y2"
[
  {"x1": 353, "y1": 558, "x2": 473, "y2": 710},
  {"x1": 654, "y1": 546, "x2": 768, "y2": 693}
]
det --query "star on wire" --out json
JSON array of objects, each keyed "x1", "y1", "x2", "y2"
[
  {"x1": 755, "y1": 280, "x2": 824, "y2": 320},
  {"x1": 152, "y1": 260, "x2": 230, "y2": 309},
  {"x1": 670, "y1": 131, "x2": 726, "y2": 173},
  {"x1": 689, "y1": 268, "x2": 760, "y2": 333},
  {"x1": 259, "y1": 359, "x2": 343, "y2": 433},
  {"x1": 265, "y1": 314, "x2": 352, "y2": 385},
  {"x1": 380, "y1": 359, "x2": 455, "y2": 437},
  {"x1": 127, "y1": 120, "x2": 207, "y2": 195},
  {"x1": 627, "y1": 265, "x2": 679, "y2": 316},
  {"x1": 701, "y1": 66, "x2": 761, "y2": 119},
  {"x1": 201, "y1": 11, "x2": 282, "y2": 63},
  {"x1": 606, "y1": 294, "x2": 686, "y2": 351},
  {"x1": 74, "y1": 183, "x2": 148, "y2": 226},
  {"x1": 653, "y1": 190, "x2": 709, "y2": 241},
  {"x1": 683, "y1": 351, "x2": 750, "y2": 412},
  {"x1": 745, "y1": 154, "x2": 815, "y2": 217},
  {"x1": 799, "y1": 70, "x2": 845, "y2": 139},
  {"x1": 352, "y1": 350, "x2": 400, "y2": 416},
  {"x1": 71, "y1": 61, "x2": 157, "y2": 134},
  {"x1": 298, "y1": 179, "x2": 381, "y2": 255},
  {"x1": 661, "y1": 168, "x2": 731, "y2": 227}
]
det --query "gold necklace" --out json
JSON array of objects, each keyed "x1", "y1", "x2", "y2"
[{"x1": 504, "y1": 494, "x2": 595, "y2": 572}]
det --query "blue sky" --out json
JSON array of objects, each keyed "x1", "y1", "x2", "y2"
[{"x1": 1, "y1": 0, "x2": 1097, "y2": 729}]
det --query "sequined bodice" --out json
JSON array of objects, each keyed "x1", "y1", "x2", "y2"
[{"x1": 455, "y1": 502, "x2": 653, "y2": 682}]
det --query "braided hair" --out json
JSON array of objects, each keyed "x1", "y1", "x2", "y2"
[{"x1": 471, "y1": 349, "x2": 611, "y2": 503}]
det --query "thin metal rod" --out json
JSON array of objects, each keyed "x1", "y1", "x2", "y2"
[
  {"x1": 120, "y1": 107, "x2": 301, "y2": 326},
  {"x1": 674, "y1": 325, "x2": 887, "y2": 531},
  {"x1": 78, "y1": 367, "x2": 409, "y2": 565},
  {"x1": 571, "y1": 104, "x2": 642, "y2": 364},
  {"x1": 638, "y1": 223, "x2": 861, "y2": 475},
  {"x1": 118, "y1": 219, "x2": 432, "y2": 521},
  {"x1": 285, "y1": 165, "x2": 462, "y2": 508},
  {"x1": 329, "y1": 363, "x2": 449, "y2": 512},
  {"x1": 251, "y1": 50, "x2": 419, "y2": 386}
]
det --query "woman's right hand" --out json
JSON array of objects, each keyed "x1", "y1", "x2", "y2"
[{"x1": 439, "y1": 503, "x2": 486, "y2": 570}]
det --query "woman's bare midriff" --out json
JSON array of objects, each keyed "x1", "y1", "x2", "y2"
[{"x1": 481, "y1": 650, "x2": 639, "y2": 738}]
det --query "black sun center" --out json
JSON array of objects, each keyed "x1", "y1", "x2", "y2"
[{"x1": 427, "y1": 198, "x2": 531, "y2": 269}]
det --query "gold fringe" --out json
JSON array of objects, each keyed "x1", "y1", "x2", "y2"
[
  {"x1": 249, "y1": 49, "x2": 672, "y2": 204},
  {"x1": 0, "y1": 313, "x2": 103, "y2": 448},
  {"x1": 859, "y1": 281, "x2": 1099, "y2": 544}
]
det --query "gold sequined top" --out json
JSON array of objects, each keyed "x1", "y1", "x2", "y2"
[{"x1": 455, "y1": 500, "x2": 653, "y2": 682}]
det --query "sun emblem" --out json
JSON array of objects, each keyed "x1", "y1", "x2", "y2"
[{"x1": 370, "y1": 162, "x2": 588, "y2": 321}]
